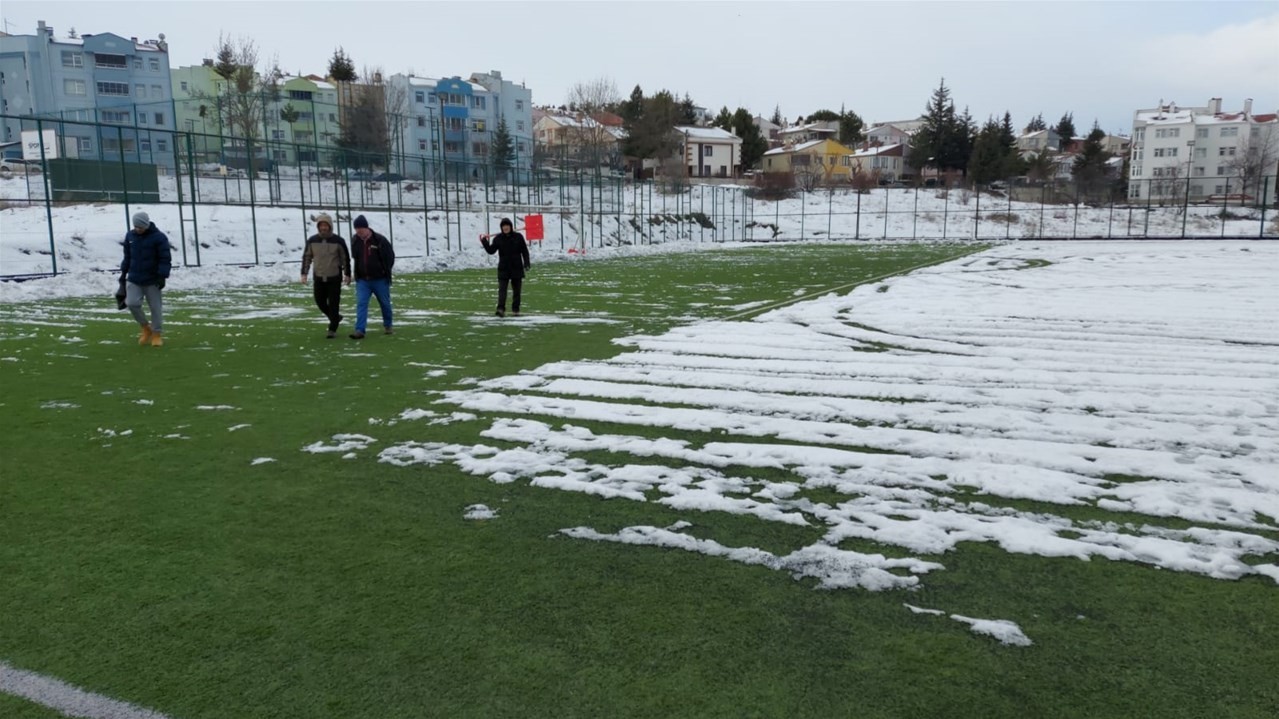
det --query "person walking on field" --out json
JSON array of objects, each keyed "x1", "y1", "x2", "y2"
[
  {"x1": 300, "y1": 213, "x2": 352, "y2": 339},
  {"x1": 348, "y1": 214, "x2": 395, "y2": 339},
  {"x1": 120, "y1": 211, "x2": 171, "y2": 347},
  {"x1": 479, "y1": 218, "x2": 530, "y2": 317}
]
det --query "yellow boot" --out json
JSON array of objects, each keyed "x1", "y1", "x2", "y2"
[
  {"x1": 150, "y1": 331, "x2": 164, "y2": 347},
  {"x1": 138, "y1": 324, "x2": 153, "y2": 345}
]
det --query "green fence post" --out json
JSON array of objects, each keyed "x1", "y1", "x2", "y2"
[
  {"x1": 118, "y1": 126, "x2": 131, "y2": 230},
  {"x1": 173, "y1": 130, "x2": 188, "y2": 267},
  {"x1": 248, "y1": 137, "x2": 259, "y2": 265},
  {"x1": 187, "y1": 133, "x2": 201, "y2": 267},
  {"x1": 1260, "y1": 176, "x2": 1271, "y2": 239},
  {"x1": 36, "y1": 119, "x2": 58, "y2": 276}
]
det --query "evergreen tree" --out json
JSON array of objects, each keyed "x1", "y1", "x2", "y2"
[
  {"x1": 908, "y1": 78, "x2": 968, "y2": 175},
  {"x1": 1072, "y1": 121, "x2": 1112, "y2": 200},
  {"x1": 328, "y1": 47, "x2": 357, "y2": 83},
  {"x1": 731, "y1": 107, "x2": 768, "y2": 172},
  {"x1": 807, "y1": 109, "x2": 840, "y2": 122},
  {"x1": 1055, "y1": 112, "x2": 1076, "y2": 150},
  {"x1": 713, "y1": 106, "x2": 733, "y2": 130},
  {"x1": 623, "y1": 89, "x2": 681, "y2": 160},
  {"x1": 968, "y1": 117, "x2": 1006, "y2": 186},
  {"x1": 491, "y1": 117, "x2": 513, "y2": 177},
  {"x1": 1024, "y1": 113, "x2": 1047, "y2": 133},
  {"x1": 770, "y1": 105, "x2": 783, "y2": 126},
  {"x1": 620, "y1": 84, "x2": 645, "y2": 124},
  {"x1": 955, "y1": 106, "x2": 977, "y2": 174},
  {"x1": 839, "y1": 109, "x2": 865, "y2": 147},
  {"x1": 999, "y1": 112, "x2": 1016, "y2": 154},
  {"x1": 679, "y1": 93, "x2": 697, "y2": 125}
]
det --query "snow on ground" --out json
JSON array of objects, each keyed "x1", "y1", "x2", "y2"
[{"x1": 314, "y1": 241, "x2": 1279, "y2": 633}]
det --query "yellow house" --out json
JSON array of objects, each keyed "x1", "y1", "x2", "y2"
[{"x1": 761, "y1": 138, "x2": 855, "y2": 182}]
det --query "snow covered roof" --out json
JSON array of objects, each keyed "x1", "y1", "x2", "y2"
[
  {"x1": 676, "y1": 126, "x2": 741, "y2": 142},
  {"x1": 779, "y1": 122, "x2": 837, "y2": 136},
  {"x1": 848, "y1": 143, "x2": 903, "y2": 158},
  {"x1": 763, "y1": 139, "x2": 829, "y2": 156}
]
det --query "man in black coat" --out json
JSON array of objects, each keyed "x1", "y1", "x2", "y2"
[
  {"x1": 349, "y1": 214, "x2": 395, "y2": 339},
  {"x1": 120, "y1": 211, "x2": 172, "y2": 346},
  {"x1": 479, "y1": 218, "x2": 531, "y2": 317}
]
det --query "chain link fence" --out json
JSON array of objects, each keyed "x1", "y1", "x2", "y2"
[{"x1": 1, "y1": 113, "x2": 1275, "y2": 278}]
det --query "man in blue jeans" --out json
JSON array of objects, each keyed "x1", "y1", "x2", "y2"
[{"x1": 348, "y1": 214, "x2": 395, "y2": 339}]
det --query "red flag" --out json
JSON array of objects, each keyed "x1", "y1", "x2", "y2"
[{"x1": 524, "y1": 214, "x2": 544, "y2": 241}]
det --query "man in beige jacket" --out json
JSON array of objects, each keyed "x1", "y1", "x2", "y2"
[{"x1": 300, "y1": 213, "x2": 352, "y2": 338}]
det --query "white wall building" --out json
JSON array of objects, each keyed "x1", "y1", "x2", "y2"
[
  {"x1": 676, "y1": 126, "x2": 742, "y2": 178},
  {"x1": 1130, "y1": 98, "x2": 1279, "y2": 202}
]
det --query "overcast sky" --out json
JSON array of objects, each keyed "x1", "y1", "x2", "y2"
[{"x1": 5, "y1": 0, "x2": 1277, "y2": 135}]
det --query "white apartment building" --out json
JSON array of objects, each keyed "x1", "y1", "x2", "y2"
[{"x1": 1130, "y1": 98, "x2": 1279, "y2": 201}]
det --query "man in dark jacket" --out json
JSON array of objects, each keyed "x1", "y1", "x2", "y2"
[
  {"x1": 479, "y1": 217, "x2": 531, "y2": 317},
  {"x1": 348, "y1": 214, "x2": 395, "y2": 339},
  {"x1": 120, "y1": 211, "x2": 172, "y2": 347},
  {"x1": 300, "y1": 213, "x2": 352, "y2": 338}
]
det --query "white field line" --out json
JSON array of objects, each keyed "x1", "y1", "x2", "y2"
[{"x1": 0, "y1": 661, "x2": 173, "y2": 719}]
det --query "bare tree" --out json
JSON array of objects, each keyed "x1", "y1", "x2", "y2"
[
  {"x1": 1149, "y1": 163, "x2": 1184, "y2": 207},
  {"x1": 565, "y1": 76, "x2": 621, "y2": 171},
  {"x1": 369, "y1": 67, "x2": 410, "y2": 172},
  {"x1": 1227, "y1": 124, "x2": 1279, "y2": 204},
  {"x1": 196, "y1": 34, "x2": 281, "y2": 175}
]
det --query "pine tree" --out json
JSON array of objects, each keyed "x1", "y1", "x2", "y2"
[
  {"x1": 713, "y1": 106, "x2": 733, "y2": 130},
  {"x1": 491, "y1": 117, "x2": 513, "y2": 178},
  {"x1": 1055, "y1": 112, "x2": 1076, "y2": 150},
  {"x1": 620, "y1": 85, "x2": 645, "y2": 124},
  {"x1": 679, "y1": 93, "x2": 697, "y2": 125},
  {"x1": 731, "y1": 107, "x2": 768, "y2": 173},
  {"x1": 770, "y1": 105, "x2": 783, "y2": 126},
  {"x1": 328, "y1": 47, "x2": 357, "y2": 83},
  {"x1": 839, "y1": 109, "x2": 864, "y2": 147},
  {"x1": 1072, "y1": 120, "x2": 1111, "y2": 200},
  {"x1": 968, "y1": 117, "x2": 1006, "y2": 186},
  {"x1": 1024, "y1": 113, "x2": 1047, "y2": 133},
  {"x1": 908, "y1": 78, "x2": 967, "y2": 175}
]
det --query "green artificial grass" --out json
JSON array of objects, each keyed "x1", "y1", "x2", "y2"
[{"x1": 1, "y1": 242, "x2": 1275, "y2": 718}]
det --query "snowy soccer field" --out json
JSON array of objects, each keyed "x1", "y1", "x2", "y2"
[
  {"x1": 346, "y1": 240, "x2": 1279, "y2": 643},
  {"x1": 2, "y1": 238, "x2": 1276, "y2": 716}
]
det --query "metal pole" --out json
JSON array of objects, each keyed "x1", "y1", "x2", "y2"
[
  {"x1": 1260, "y1": 176, "x2": 1271, "y2": 239},
  {"x1": 973, "y1": 184, "x2": 980, "y2": 239},
  {"x1": 187, "y1": 133, "x2": 201, "y2": 266},
  {"x1": 36, "y1": 119, "x2": 58, "y2": 275},
  {"x1": 1182, "y1": 174, "x2": 1192, "y2": 238},
  {"x1": 118, "y1": 126, "x2": 131, "y2": 231},
  {"x1": 248, "y1": 137, "x2": 259, "y2": 264}
]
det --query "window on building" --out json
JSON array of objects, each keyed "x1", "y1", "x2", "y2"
[
  {"x1": 133, "y1": 57, "x2": 142, "y2": 70},
  {"x1": 471, "y1": 96, "x2": 486, "y2": 109},
  {"x1": 1195, "y1": 147, "x2": 1207, "y2": 158},
  {"x1": 102, "y1": 110, "x2": 130, "y2": 124},
  {"x1": 517, "y1": 141, "x2": 525, "y2": 152},
  {"x1": 152, "y1": 85, "x2": 162, "y2": 97},
  {"x1": 472, "y1": 119, "x2": 485, "y2": 132},
  {"x1": 62, "y1": 51, "x2": 83, "y2": 68},
  {"x1": 444, "y1": 141, "x2": 461, "y2": 153},
  {"x1": 180, "y1": 80, "x2": 188, "y2": 93},
  {"x1": 447, "y1": 117, "x2": 463, "y2": 131},
  {"x1": 1216, "y1": 166, "x2": 1226, "y2": 175},
  {"x1": 140, "y1": 138, "x2": 152, "y2": 152},
  {"x1": 95, "y1": 53, "x2": 128, "y2": 69},
  {"x1": 428, "y1": 92, "x2": 436, "y2": 104},
  {"x1": 294, "y1": 132, "x2": 313, "y2": 143},
  {"x1": 288, "y1": 90, "x2": 313, "y2": 101},
  {"x1": 431, "y1": 140, "x2": 439, "y2": 151},
  {"x1": 704, "y1": 145, "x2": 714, "y2": 156},
  {"x1": 149, "y1": 57, "x2": 160, "y2": 72},
  {"x1": 417, "y1": 116, "x2": 426, "y2": 127},
  {"x1": 157, "y1": 139, "x2": 167, "y2": 152},
  {"x1": 1221, "y1": 126, "x2": 1238, "y2": 137},
  {"x1": 76, "y1": 137, "x2": 92, "y2": 153},
  {"x1": 297, "y1": 112, "x2": 313, "y2": 121},
  {"x1": 102, "y1": 138, "x2": 136, "y2": 153},
  {"x1": 136, "y1": 84, "x2": 146, "y2": 97},
  {"x1": 415, "y1": 91, "x2": 425, "y2": 104},
  {"x1": 272, "y1": 150, "x2": 287, "y2": 160},
  {"x1": 1193, "y1": 167, "x2": 1205, "y2": 176},
  {"x1": 1168, "y1": 147, "x2": 1178, "y2": 157},
  {"x1": 327, "y1": 113, "x2": 336, "y2": 123},
  {"x1": 515, "y1": 99, "x2": 523, "y2": 110},
  {"x1": 141, "y1": 113, "x2": 150, "y2": 125},
  {"x1": 1153, "y1": 148, "x2": 1165, "y2": 157},
  {"x1": 97, "y1": 81, "x2": 130, "y2": 96},
  {"x1": 516, "y1": 121, "x2": 524, "y2": 132},
  {"x1": 64, "y1": 79, "x2": 87, "y2": 95},
  {"x1": 152, "y1": 113, "x2": 163, "y2": 125},
  {"x1": 1218, "y1": 146, "x2": 1236, "y2": 156},
  {"x1": 419, "y1": 139, "x2": 427, "y2": 151},
  {"x1": 1196, "y1": 128, "x2": 1208, "y2": 139},
  {"x1": 271, "y1": 130, "x2": 285, "y2": 140},
  {"x1": 473, "y1": 142, "x2": 487, "y2": 156}
]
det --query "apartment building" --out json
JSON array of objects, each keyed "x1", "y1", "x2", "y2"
[
  {"x1": 1130, "y1": 98, "x2": 1279, "y2": 201},
  {"x1": 1, "y1": 20, "x2": 174, "y2": 168}
]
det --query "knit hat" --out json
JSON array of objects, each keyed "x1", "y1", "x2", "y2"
[
  {"x1": 499, "y1": 217, "x2": 513, "y2": 229},
  {"x1": 353, "y1": 215, "x2": 369, "y2": 229},
  {"x1": 315, "y1": 213, "x2": 333, "y2": 229},
  {"x1": 132, "y1": 211, "x2": 150, "y2": 228}
]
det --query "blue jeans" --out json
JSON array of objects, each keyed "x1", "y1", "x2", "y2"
[{"x1": 354, "y1": 278, "x2": 392, "y2": 333}]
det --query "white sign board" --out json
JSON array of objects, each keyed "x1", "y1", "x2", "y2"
[{"x1": 21, "y1": 129, "x2": 58, "y2": 161}]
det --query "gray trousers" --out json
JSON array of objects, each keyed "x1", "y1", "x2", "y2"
[{"x1": 125, "y1": 281, "x2": 163, "y2": 332}]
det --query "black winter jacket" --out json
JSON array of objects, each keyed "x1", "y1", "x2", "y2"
[
  {"x1": 120, "y1": 223, "x2": 172, "y2": 286},
  {"x1": 481, "y1": 231, "x2": 530, "y2": 280},
  {"x1": 352, "y1": 231, "x2": 395, "y2": 281}
]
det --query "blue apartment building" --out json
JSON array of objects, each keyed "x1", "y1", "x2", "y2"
[
  {"x1": 390, "y1": 69, "x2": 532, "y2": 180},
  {"x1": 0, "y1": 20, "x2": 175, "y2": 170}
]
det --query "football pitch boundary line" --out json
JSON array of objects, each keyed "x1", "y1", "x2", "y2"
[{"x1": 0, "y1": 660, "x2": 173, "y2": 719}]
